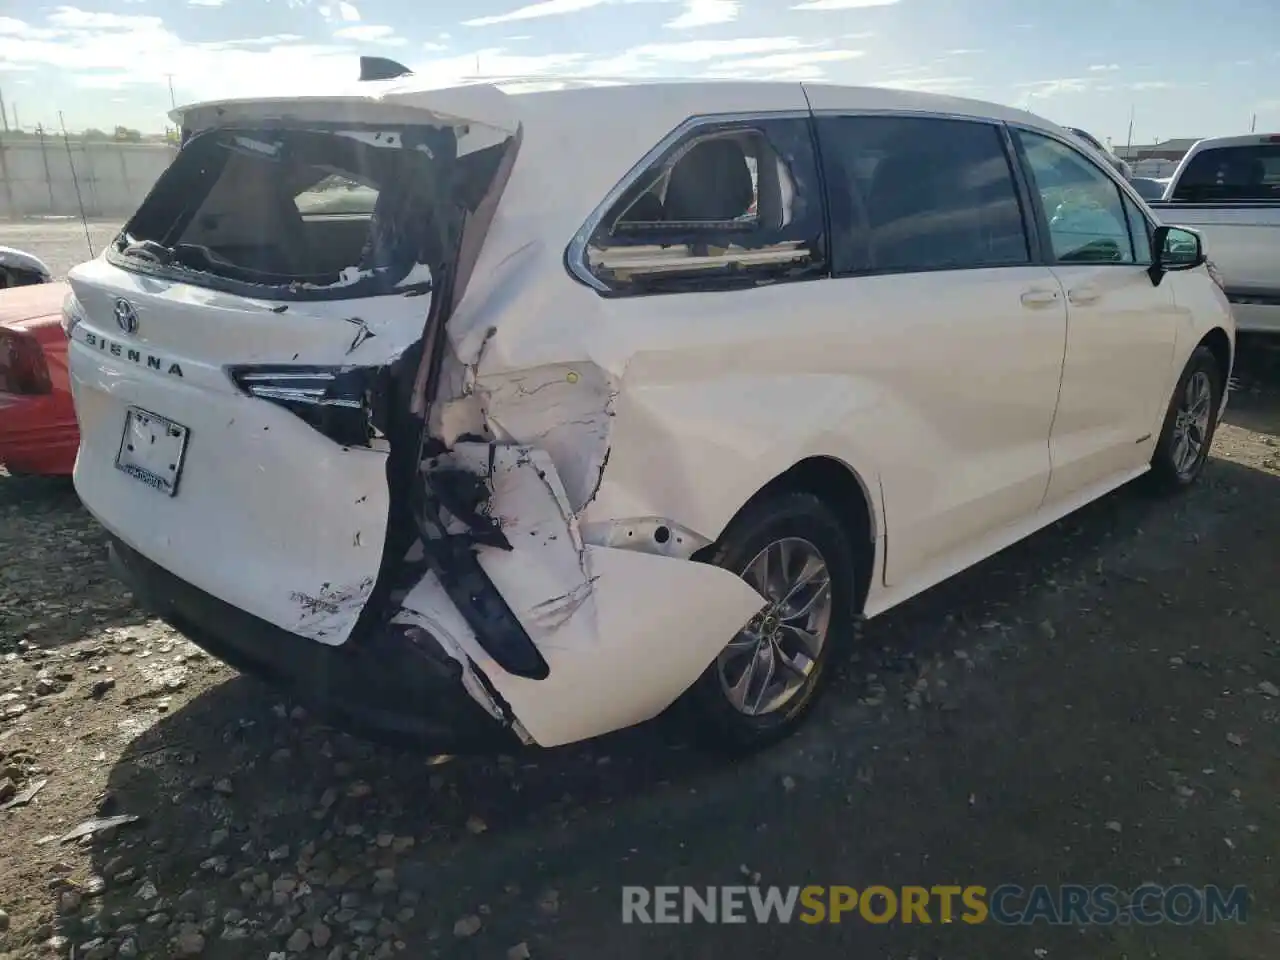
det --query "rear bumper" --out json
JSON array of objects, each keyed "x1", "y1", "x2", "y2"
[{"x1": 108, "y1": 537, "x2": 522, "y2": 753}]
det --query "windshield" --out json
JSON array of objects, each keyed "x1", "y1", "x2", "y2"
[
  {"x1": 114, "y1": 125, "x2": 463, "y2": 299},
  {"x1": 1171, "y1": 143, "x2": 1280, "y2": 202}
]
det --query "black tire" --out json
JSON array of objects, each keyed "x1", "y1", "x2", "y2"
[
  {"x1": 676, "y1": 491, "x2": 861, "y2": 753},
  {"x1": 1146, "y1": 345, "x2": 1223, "y2": 493}
]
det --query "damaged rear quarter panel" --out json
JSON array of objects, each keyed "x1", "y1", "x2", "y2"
[
  {"x1": 419, "y1": 444, "x2": 768, "y2": 746},
  {"x1": 422, "y1": 253, "x2": 895, "y2": 744}
]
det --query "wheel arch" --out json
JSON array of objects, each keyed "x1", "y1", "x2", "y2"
[
  {"x1": 698, "y1": 454, "x2": 880, "y2": 615},
  {"x1": 1199, "y1": 326, "x2": 1233, "y2": 390}
]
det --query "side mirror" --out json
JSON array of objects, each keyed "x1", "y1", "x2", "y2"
[{"x1": 1148, "y1": 224, "x2": 1206, "y2": 286}]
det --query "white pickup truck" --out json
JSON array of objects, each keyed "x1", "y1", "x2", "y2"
[{"x1": 1150, "y1": 133, "x2": 1280, "y2": 333}]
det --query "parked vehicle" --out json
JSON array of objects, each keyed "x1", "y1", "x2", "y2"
[
  {"x1": 64, "y1": 74, "x2": 1234, "y2": 753},
  {"x1": 1150, "y1": 134, "x2": 1280, "y2": 333},
  {"x1": 1065, "y1": 127, "x2": 1133, "y2": 179},
  {"x1": 1129, "y1": 177, "x2": 1168, "y2": 201},
  {"x1": 0, "y1": 282, "x2": 77, "y2": 476},
  {"x1": 0, "y1": 247, "x2": 54, "y2": 289}
]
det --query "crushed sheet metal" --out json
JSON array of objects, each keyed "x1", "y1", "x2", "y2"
[
  {"x1": 439, "y1": 443, "x2": 597, "y2": 647},
  {"x1": 290, "y1": 576, "x2": 376, "y2": 642},
  {"x1": 442, "y1": 361, "x2": 615, "y2": 513},
  {"x1": 481, "y1": 544, "x2": 766, "y2": 747},
  {"x1": 390, "y1": 575, "x2": 520, "y2": 730},
  {"x1": 419, "y1": 442, "x2": 767, "y2": 746},
  {"x1": 578, "y1": 517, "x2": 711, "y2": 559}
]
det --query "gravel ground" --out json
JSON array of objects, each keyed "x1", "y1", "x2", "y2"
[{"x1": 1, "y1": 220, "x2": 1278, "y2": 958}]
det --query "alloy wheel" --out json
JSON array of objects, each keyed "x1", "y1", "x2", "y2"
[
  {"x1": 1172, "y1": 369, "x2": 1213, "y2": 478},
  {"x1": 716, "y1": 537, "x2": 833, "y2": 717}
]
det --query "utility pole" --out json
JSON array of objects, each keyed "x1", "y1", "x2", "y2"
[
  {"x1": 0, "y1": 86, "x2": 7, "y2": 133},
  {"x1": 165, "y1": 74, "x2": 176, "y2": 109},
  {"x1": 1126, "y1": 104, "x2": 1135, "y2": 153},
  {"x1": 1251, "y1": 113, "x2": 1257, "y2": 133}
]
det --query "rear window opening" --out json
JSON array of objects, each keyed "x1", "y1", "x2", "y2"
[
  {"x1": 578, "y1": 122, "x2": 825, "y2": 294},
  {"x1": 1171, "y1": 144, "x2": 1280, "y2": 202},
  {"x1": 113, "y1": 125, "x2": 504, "y2": 299}
]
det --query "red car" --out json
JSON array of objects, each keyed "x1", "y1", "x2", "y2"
[{"x1": 0, "y1": 281, "x2": 77, "y2": 476}]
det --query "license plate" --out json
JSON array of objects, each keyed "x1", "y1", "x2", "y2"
[{"x1": 115, "y1": 407, "x2": 189, "y2": 497}]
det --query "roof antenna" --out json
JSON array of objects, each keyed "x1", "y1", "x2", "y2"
[
  {"x1": 359, "y1": 56, "x2": 413, "y2": 82},
  {"x1": 58, "y1": 112, "x2": 94, "y2": 259}
]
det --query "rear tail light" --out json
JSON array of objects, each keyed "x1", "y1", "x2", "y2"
[
  {"x1": 228, "y1": 365, "x2": 386, "y2": 448},
  {"x1": 61, "y1": 291, "x2": 84, "y2": 338},
  {"x1": 0, "y1": 328, "x2": 52, "y2": 395}
]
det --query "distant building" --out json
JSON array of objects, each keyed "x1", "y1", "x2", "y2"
[{"x1": 1115, "y1": 138, "x2": 1201, "y2": 163}]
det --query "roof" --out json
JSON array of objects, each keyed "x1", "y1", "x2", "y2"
[
  {"x1": 1181, "y1": 133, "x2": 1280, "y2": 151},
  {"x1": 172, "y1": 76, "x2": 1066, "y2": 143}
]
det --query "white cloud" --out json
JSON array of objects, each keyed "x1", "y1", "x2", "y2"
[
  {"x1": 47, "y1": 8, "x2": 162, "y2": 30},
  {"x1": 202, "y1": 34, "x2": 305, "y2": 49},
  {"x1": 714, "y1": 49, "x2": 862, "y2": 70},
  {"x1": 702, "y1": 47, "x2": 863, "y2": 80},
  {"x1": 0, "y1": 16, "x2": 61, "y2": 39},
  {"x1": 665, "y1": 0, "x2": 738, "y2": 29},
  {"x1": 946, "y1": 48, "x2": 980, "y2": 55},
  {"x1": 875, "y1": 74, "x2": 974, "y2": 93},
  {"x1": 791, "y1": 0, "x2": 898, "y2": 9},
  {"x1": 1129, "y1": 80, "x2": 1173, "y2": 91},
  {"x1": 464, "y1": 0, "x2": 608, "y2": 27},
  {"x1": 585, "y1": 35, "x2": 812, "y2": 74},
  {"x1": 188, "y1": 0, "x2": 226, "y2": 7},
  {"x1": 333, "y1": 24, "x2": 406, "y2": 45},
  {"x1": 1017, "y1": 77, "x2": 1091, "y2": 98},
  {"x1": 1088, "y1": 63, "x2": 1119, "y2": 71},
  {"x1": 338, "y1": 1, "x2": 361, "y2": 21}
]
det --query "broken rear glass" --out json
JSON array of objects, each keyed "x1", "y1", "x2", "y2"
[{"x1": 113, "y1": 127, "x2": 452, "y2": 299}]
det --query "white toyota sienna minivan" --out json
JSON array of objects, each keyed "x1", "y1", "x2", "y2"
[{"x1": 64, "y1": 65, "x2": 1235, "y2": 754}]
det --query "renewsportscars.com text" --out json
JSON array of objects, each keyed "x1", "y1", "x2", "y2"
[{"x1": 621, "y1": 884, "x2": 1249, "y2": 926}]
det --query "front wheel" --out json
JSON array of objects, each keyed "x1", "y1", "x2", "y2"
[
  {"x1": 677, "y1": 492, "x2": 860, "y2": 753},
  {"x1": 1147, "y1": 345, "x2": 1223, "y2": 492}
]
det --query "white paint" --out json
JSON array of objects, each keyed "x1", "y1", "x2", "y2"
[{"x1": 69, "y1": 79, "x2": 1236, "y2": 749}]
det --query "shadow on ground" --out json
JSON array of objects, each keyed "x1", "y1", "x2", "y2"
[{"x1": 0, "y1": 473, "x2": 153, "y2": 653}]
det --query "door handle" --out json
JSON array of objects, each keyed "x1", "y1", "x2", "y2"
[
  {"x1": 1020, "y1": 288, "x2": 1061, "y2": 308},
  {"x1": 1068, "y1": 286, "x2": 1101, "y2": 305}
]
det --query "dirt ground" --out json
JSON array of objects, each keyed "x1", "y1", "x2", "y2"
[
  {"x1": 0, "y1": 222, "x2": 1277, "y2": 959},
  {"x1": 0, "y1": 221, "x2": 119, "y2": 280}
]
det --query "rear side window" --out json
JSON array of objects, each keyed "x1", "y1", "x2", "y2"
[
  {"x1": 571, "y1": 118, "x2": 825, "y2": 295},
  {"x1": 816, "y1": 115, "x2": 1030, "y2": 276},
  {"x1": 1015, "y1": 130, "x2": 1134, "y2": 265},
  {"x1": 294, "y1": 174, "x2": 380, "y2": 216},
  {"x1": 1171, "y1": 144, "x2": 1280, "y2": 202}
]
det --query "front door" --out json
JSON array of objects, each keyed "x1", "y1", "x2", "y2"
[{"x1": 1012, "y1": 128, "x2": 1179, "y2": 505}]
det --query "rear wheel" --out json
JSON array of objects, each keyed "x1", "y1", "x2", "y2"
[
  {"x1": 679, "y1": 492, "x2": 860, "y2": 753},
  {"x1": 1147, "y1": 345, "x2": 1223, "y2": 493}
]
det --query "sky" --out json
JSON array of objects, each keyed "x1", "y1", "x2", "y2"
[{"x1": 0, "y1": 0, "x2": 1277, "y2": 144}]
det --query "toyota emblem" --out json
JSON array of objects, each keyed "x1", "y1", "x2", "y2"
[{"x1": 113, "y1": 298, "x2": 138, "y2": 335}]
